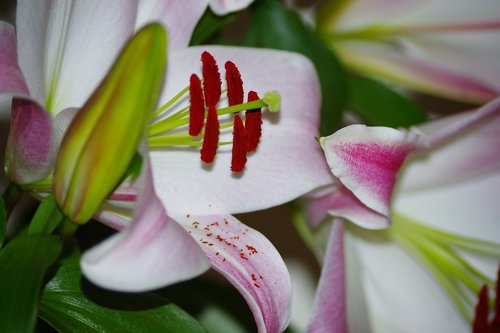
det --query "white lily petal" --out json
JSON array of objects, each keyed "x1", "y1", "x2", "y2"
[
  {"x1": 175, "y1": 214, "x2": 291, "y2": 333},
  {"x1": 398, "y1": 97, "x2": 500, "y2": 191},
  {"x1": 209, "y1": 0, "x2": 254, "y2": 15},
  {"x1": 345, "y1": 225, "x2": 468, "y2": 333},
  {"x1": 17, "y1": 0, "x2": 138, "y2": 113},
  {"x1": 81, "y1": 152, "x2": 210, "y2": 292},
  {"x1": 151, "y1": 46, "x2": 331, "y2": 215},
  {"x1": 136, "y1": 0, "x2": 208, "y2": 50},
  {"x1": 401, "y1": 33, "x2": 500, "y2": 90},
  {"x1": 334, "y1": 41, "x2": 498, "y2": 103},
  {"x1": 307, "y1": 220, "x2": 347, "y2": 333}
]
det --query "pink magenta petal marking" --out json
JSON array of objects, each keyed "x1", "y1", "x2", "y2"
[
  {"x1": 5, "y1": 98, "x2": 54, "y2": 184},
  {"x1": 0, "y1": 22, "x2": 29, "y2": 99},
  {"x1": 177, "y1": 214, "x2": 291, "y2": 333},
  {"x1": 307, "y1": 219, "x2": 346, "y2": 333},
  {"x1": 320, "y1": 125, "x2": 427, "y2": 218},
  {"x1": 81, "y1": 152, "x2": 210, "y2": 292}
]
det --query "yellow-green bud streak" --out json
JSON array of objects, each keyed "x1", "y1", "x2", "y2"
[{"x1": 54, "y1": 24, "x2": 167, "y2": 224}]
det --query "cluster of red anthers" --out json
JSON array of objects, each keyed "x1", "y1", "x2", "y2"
[
  {"x1": 189, "y1": 51, "x2": 262, "y2": 172},
  {"x1": 473, "y1": 267, "x2": 500, "y2": 333}
]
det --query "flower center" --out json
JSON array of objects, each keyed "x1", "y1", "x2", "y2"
[
  {"x1": 146, "y1": 51, "x2": 280, "y2": 172},
  {"x1": 390, "y1": 213, "x2": 500, "y2": 323}
]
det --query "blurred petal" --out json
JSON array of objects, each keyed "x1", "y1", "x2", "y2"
[
  {"x1": 334, "y1": 41, "x2": 498, "y2": 103},
  {"x1": 176, "y1": 214, "x2": 291, "y2": 333},
  {"x1": 151, "y1": 46, "x2": 332, "y2": 216},
  {"x1": 81, "y1": 153, "x2": 210, "y2": 292},
  {"x1": 307, "y1": 220, "x2": 347, "y2": 333},
  {"x1": 5, "y1": 98, "x2": 54, "y2": 184},
  {"x1": 209, "y1": 0, "x2": 254, "y2": 15},
  {"x1": 398, "y1": 97, "x2": 500, "y2": 191},
  {"x1": 0, "y1": 22, "x2": 29, "y2": 106},
  {"x1": 319, "y1": 124, "x2": 426, "y2": 219},
  {"x1": 136, "y1": 0, "x2": 208, "y2": 50},
  {"x1": 345, "y1": 225, "x2": 468, "y2": 333},
  {"x1": 16, "y1": 0, "x2": 138, "y2": 112}
]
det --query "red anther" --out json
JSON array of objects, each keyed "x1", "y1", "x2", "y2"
[
  {"x1": 245, "y1": 91, "x2": 262, "y2": 152},
  {"x1": 200, "y1": 105, "x2": 219, "y2": 163},
  {"x1": 492, "y1": 267, "x2": 500, "y2": 331},
  {"x1": 473, "y1": 286, "x2": 490, "y2": 333},
  {"x1": 189, "y1": 74, "x2": 205, "y2": 136},
  {"x1": 225, "y1": 61, "x2": 244, "y2": 106},
  {"x1": 231, "y1": 114, "x2": 247, "y2": 172},
  {"x1": 201, "y1": 51, "x2": 221, "y2": 107}
]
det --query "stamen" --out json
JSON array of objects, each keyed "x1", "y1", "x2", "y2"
[
  {"x1": 201, "y1": 51, "x2": 221, "y2": 107},
  {"x1": 189, "y1": 74, "x2": 205, "y2": 136},
  {"x1": 245, "y1": 91, "x2": 263, "y2": 152},
  {"x1": 200, "y1": 105, "x2": 219, "y2": 163},
  {"x1": 493, "y1": 267, "x2": 500, "y2": 329},
  {"x1": 225, "y1": 61, "x2": 244, "y2": 106},
  {"x1": 473, "y1": 286, "x2": 490, "y2": 333},
  {"x1": 231, "y1": 114, "x2": 247, "y2": 172}
]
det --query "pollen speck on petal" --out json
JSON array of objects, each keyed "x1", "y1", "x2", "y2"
[
  {"x1": 231, "y1": 114, "x2": 247, "y2": 172},
  {"x1": 201, "y1": 51, "x2": 221, "y2": 108},
  {"x1": 225, "y1": 61, "x2": 244, "y2": 106},
  {"x1": 245, "y1": 91, "x2": 262, "y2": 153},
  {"x1": 201, "y1": 105, "x2": 219, "y2": 164},
  {"x1": 189, "y1": 74, "x2": 205, "y2": 136}
]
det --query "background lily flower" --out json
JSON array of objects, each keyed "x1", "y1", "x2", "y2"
[
  {"x1": 316, "y1": 0, "x2": 500, "y2": 103},
  {"x1": 1, "y1": 1, "x2": 331, "y2": 332},
  {"x1": 305, "y1": 96, "x2": 500, "y2": 332}
]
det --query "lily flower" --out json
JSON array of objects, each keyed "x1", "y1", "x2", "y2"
[
  {"x1": 305, "y1": 96, "x2": 500, "y2": 332},
  {"x1": 1, "y1": 1, "x2": 329, "y2": 332},
  {"x1": 316, "y1": 0, "x2": 500, "y2": 103}
]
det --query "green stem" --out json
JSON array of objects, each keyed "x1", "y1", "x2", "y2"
[{"x1": 2, "y1": 183, "x2": 23, "y2": 218}]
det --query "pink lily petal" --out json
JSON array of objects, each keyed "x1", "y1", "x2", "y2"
[
  {"x1": 209, "y1": 0, "x2": 254, "y2": 15},
  {"x1": 335, "y1": 41, "x2": 498, "y2": 103},
  {"x1": 81, "y1": 152, "x2": 210, "y2": 292},
  {"x1": 136, "y1": 0, "x2": 208, "y2": 50},
  {"x1": 151, "y1": 46, "x2": 332, "y2": 216},
  {"x1": 16, "y1": 0, "x2": 137, "y2": 112},
  {"x1": 319, "y1": 124, "x2": 426, "y2": 219},
  {"x1": 326, "y1": 187, "x2": 390, "y2": 229},
  {"x1": 398, "y1": 96, "x2": 500, "y2": 192},
  {"x1": 4, "y1": 98, "x2": 54, "y2": 184},
  {"x1": 176, "y1": 213, "x2": 291, "y2": 333},
  {"x1": 304, "y1": 185, "x2": 340, "y2": 228},
  {"x1": 0, "y1": 22, "x2": 29, "y2": 105},
  {"x1": 307, "y1": 219, "x2": 346, "y2": 333}
]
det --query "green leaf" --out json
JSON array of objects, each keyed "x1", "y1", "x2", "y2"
[
  {"x1": 190, "y1": 9, "x2": 237, "y2": 45},
  {"x1": 246, "y1": 0, "x2": 347, "y2": 135},
  {"x1": 0, "y1": 196, "x2": 6, "y2": 247},
  {"x1": 28, "y1": 195, "x2": 63, "y2": 235},
  {"x1": 348, "y1": 76, "x2": 427, "y2": 127},
  {"x1": 40, "y1": 261, "x2": 208, "y2": 333},
  {"x1": 0, "y1": 233, "x2": 62, "y2": 333}
]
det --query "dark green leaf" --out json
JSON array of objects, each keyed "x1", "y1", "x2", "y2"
[
  {"x1": 0, "y1": 196, "x2": 6, "y2": 247},
  {"x1": 28, "y1": 195, "x2": 63, "y2": 235},
  {"x1": 190, "y1": 9, "x2": 237, "y2": 45},
  {"x1": 246, "y1": 0, "x2": 347, "y2": 135},
  {"x1": 0, "y1": 233, "x2": 62, "y2": 333},
  {"x1": 40, "y1": 261, "x2": 208, "y2": 333},
  {"x1": 348, "y1": 76, "x2": 427, "y2": 127}
]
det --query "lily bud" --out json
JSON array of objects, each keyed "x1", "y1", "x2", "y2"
[{"x1": 53, "y1": 23, "x2": 167, "y2": 224}]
